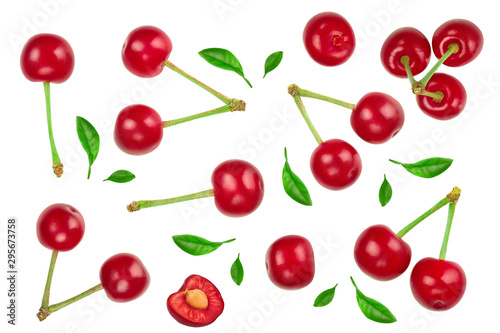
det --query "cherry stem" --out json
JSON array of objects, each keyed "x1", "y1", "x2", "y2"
[
  {"x1": 162, "y1": 100, "x2": 245, "y2": 128},
  {"x1": 163, "y1": 60, "x2": 232, "y2": 105},
  {"x1": 127, "y1": 189, "x2": 215, "y2": 212},
  {"x1": 288, "y1": 84, "x2": 323, "y2": 145},
  {"x1": 397, "y1": 187, "x2": 461, "y2": 238},
  {"x1": 43, "y1": 82, "x2": 63, "y2": 178},
  {"x1": 439, "y1": 201, "x2": 457, "y2": 260},
  {"x1": 420, "y1": 90, "x2": 444, "y2": 103},
  {"x1": 37, "y1": 283, "x2": 103, "y2": 321},
  {"x1": 400, "y1": 55, "x2": 416, "y2": 85},
  {"x1": 293, "y1": 86, "x2": 355, "y2": 110},
  {"x1": 420, "y1": 43, "x2": 459, "y2": 88},
  {"x1": 40, "y1": 250, "x2": 58, "y2": 308}
]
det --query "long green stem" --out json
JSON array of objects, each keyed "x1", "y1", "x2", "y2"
[
  {"x1": 44, "y1": 82, "x2": 63, "y2": 177},
  {"x1": 400, "y1": 55, "x2": 416, "y2": 85},
  {"x1": 162, "y1": 102, "x2": 244, "y2": 128},
  {"x1": 439, "y1": 202, "x2": 456, "y2": 260},
  {"x1": 127, "y1": 189, "x2": 215, "y2": 212},
  {"x1": 397, "y1": 197, "x2": 451, "y2": 238},
  {"x1": 163, "y1": 60, "x2": 231, "y2": 104},
  {"x1": 288, "y1": 84, "x2": 323, "y2": 145},
  {"x1": 420, "y1": 90, "x2": 444, "y2": 103},
  {"x1": 397, "y1": 187, "x2": 461, "y2": 238},
  {"x1": 420, "y1": 44, "x2": 459, "y2": 88},
  {"x1": 296, "y1": 88, "x2": 355, "y2": 110},
  {"x1": 41, "y1": 250, "x2": 58, "y2": 308}
]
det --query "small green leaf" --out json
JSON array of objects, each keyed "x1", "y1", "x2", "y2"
[
  {"x1": 350, "y1": 277, "x2": 397, "y2": 324},
  {"x1": 379, "y1": 174, "x2": 392, "y2": 207},
  {"x1": 230, "y1": 253, "x2": 244, "y2": 286},
  {"x1": 263, "y1": 51, "x2": 283, "y2": 78},
  {"x1": 76, "y1": 116, "x2": 100, "y2": 179},
  {"x1": 282, "y1": 148, "x2": 312, "y2": 206},
  {"x1": 172, "y1": 234, "x2": 235, "y2": 256},
  {"x1": 313, "y1": 284, "x2": 338, "y2": 307},
  {"x1": 103, "y1": 170, "x2": 136, "y2": 183},
  {"x1": 199, "y1": 48, "x2": 252, "y2": 87},
  {"x1": 389, "y1": 157, "x2": 453, "y2": 178}
]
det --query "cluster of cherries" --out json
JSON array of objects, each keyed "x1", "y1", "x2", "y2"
[
  {"x1": 22, "y1": 9, "x2": 480, "y2": 328},
  {"x1": 35, "y1": 203, "x2": 225, "y2": 327},
  {"x1": 288, "y1": 12, "x2": 406, "y2": 192},
  {"x1": 381, "y1": 19, "x2": 483, "y2": 120},
  {"x1": 35, "y1": 203, "x2": 150, "y2": 321}
]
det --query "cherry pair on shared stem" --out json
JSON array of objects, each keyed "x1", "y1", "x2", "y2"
[
  {"x1": 381, "y1": 19, "x2": 482, "y2": 120},
  {"x1": 127, "y1": 159, "x2": 264, "y2": 217},
  {"x1": 287, "y1": 84, "x2": 404, "y2": 190},
  {"x1": 116, "y1": 26, "x2": 246, "y2": 155},
  {"x1": 20, "y1": 34, "x2": 75, "y2": 177},
  {"x1": 354, "y1": 187, "x2": 466, "y2": 311},
  {"x1": 36, "y1": 204, "x2": 150, "y2": 321}
]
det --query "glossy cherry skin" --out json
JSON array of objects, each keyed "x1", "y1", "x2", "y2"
[
  {"x1": 211, "y1": 159, "x2": 264, "y2": 217},
  {"x1": 265, "y1": 235, "x2": 315, "y2": 290},
  {"x1": 432, "y1": 19, "x2": 483, "y2": 67},
  {"x1": 99, "y1": 253, "x2": 150, "y2": 303},
  {"x1": 381, "y1": 27, "x2": 431, "y2": 78},
  {"x1": 351, "y1": 92, "x2": 405, "y2": 144},
  {"x1": 114, "y1": 104, "x2": 164, "y2": 155},
  {"x1": 167, "y1": 275, "x2": 224, "y2": 327},
  {"x1": 122, "y1": 25, "x2": 173, "y2": 78},
  {"x1": 36, "y1": 203, "x2": 85, "y2": 252},
  {"x1": 410, "y1": 257, "x2": 466, "y2": 311},
  {"x1": 416, "y1": 73, "x2": 466, "y2": 120},
  {"x1": 303, "y1": 12, "x2": 355, "y2": 66},
  {"x1": 20, "y1": 34, "x2": 75, "y2": 83},
  {"x1": 354, "y1": 225, "x2": 411, "y2": 281},
  {"x1": 310, "y1": 139, "x2": 362, "y2": 191}
]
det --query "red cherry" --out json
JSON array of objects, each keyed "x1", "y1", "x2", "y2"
[
  {"x1": 99, "y1": 253, "x2": 150, "y2": 303},
  {"x1": 36, "y1": 203, "x2": 85, "y2": 252},
  {"x1": 354, "y1": 225, "x2": 412, "y2": 281},
  {"x1": 211, "y1": 159, "x2": 264, "y2": 217},
  {"x1": 167, "y1": 275, "x2": 224, "y2": 327},
  {"x1": 122, "y1": 26, "x2": 173, "y2": 78},
  {"x1": 265, "y1": 235, "x2": 315, "y2": 290},
  {"x1": 432, "y1": 19, "x2": 483, "y2": 67},
  {"x1": 410, "y1": 257, "x2": 466, "y2": 311},
  {"x1": 416, "y1": 73, "x2": 466, "y2": 120},
  {"x1": 381, "y1": 27, "x2": 431, "y2": 78},
  {"x1": 351, "y1": 92, "x2": 405, "y2": 144},
  {"x1": 114, "y1": 104, "x2": 164, "y2": 155},
  {"x1": 20, "y1": 34, "x2": 75, "y2": 83},
  {"x1": 303, "y1": 12, "x2": 355, "y2": 66},
  {"x1": 310, "y1": 139, "x2": 362, "y2": 191}
]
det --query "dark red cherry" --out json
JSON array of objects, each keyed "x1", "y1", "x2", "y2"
[
  {"x1": 381, "y1": 27, "x2": 431, "y2": 78},
  {"x1": 310, "y1": 139, "x2": 362, "y2": 191},
  {"x1": 416, "y1": 73, "x2": 466, "y2": 120},
  {"x1": 211, "y1": 159, "x2": 264, "y2": 217},
  {"x1": 114, "y1": 104, "x2": 164, "y2": 155},
  {"x1": 122, "y1": 25, "x2": 173, "y2": 78}
]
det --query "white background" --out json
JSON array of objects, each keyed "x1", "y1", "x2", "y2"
[{"x1": 1, "y1": 0, "x2": 499, "y2": 332}]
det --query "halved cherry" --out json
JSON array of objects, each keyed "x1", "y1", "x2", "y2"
[{"x1": 167, "y1": 275, "x2": 224, "y2": 327}]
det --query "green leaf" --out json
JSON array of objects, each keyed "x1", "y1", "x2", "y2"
[
  {"x1": 313, "y1": 284, "x2": 338, "y2": 307},
  {"x1": 199, "y1": 48, "x2": 252, "y2": 88},
  {"x1": 379, "y1": 174, "x2": 392, "y2": 207},
  {"x1": 350, "y1": 277, "x2": 397, "y2": 323},
  {"x1": 76, "y1": 116, "x2": 100, "y2": 179},
  {"x1": 282, "y1": 148, "x2": 312, "y2": 206},
  {"x1": 230, "y1": 253, "x2": 244, "y2": 286},
  {"x1": 389, "y1": 157, "x2": 453, "y2": 178},
  {"x1": 263, "y1": 51, "x2": 283, "y2": 78},
  {"x1": 103, "y1": 170, "x2": 135, "y2": 183},
  {"x1": 172, "y1": 234, "x2": 235, "y2": 256}
]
